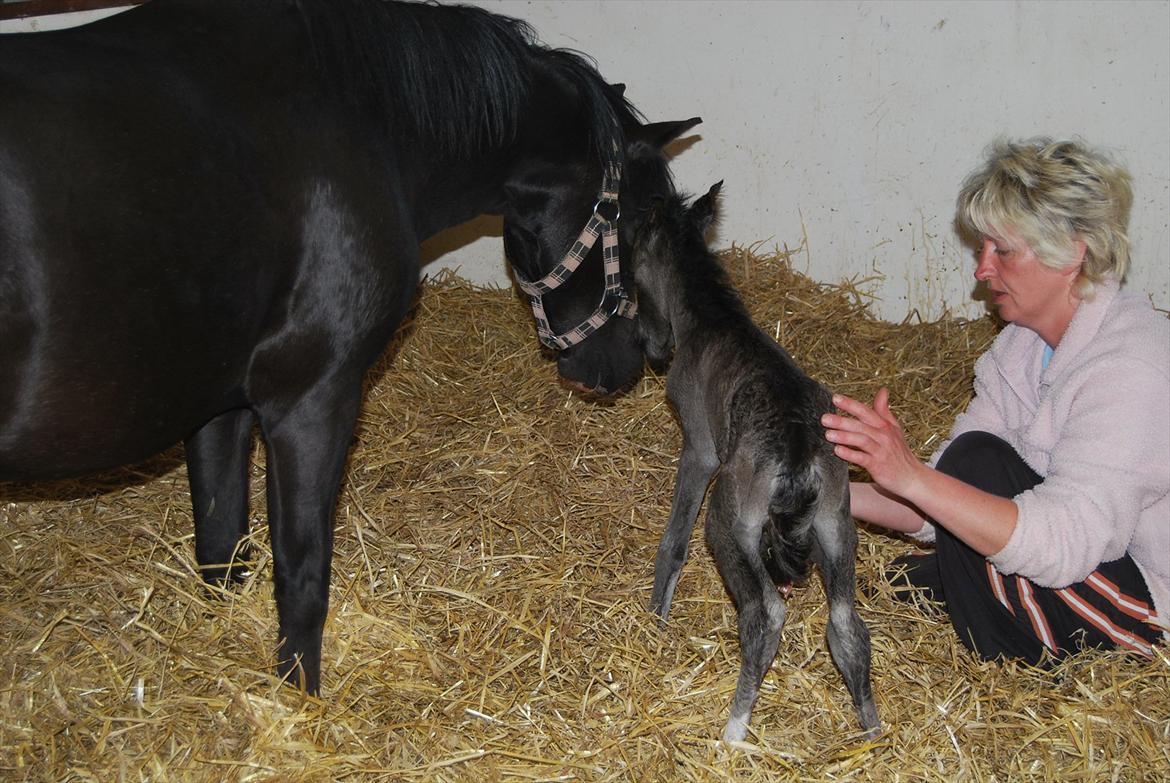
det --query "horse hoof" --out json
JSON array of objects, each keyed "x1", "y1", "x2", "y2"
[{"x1": 199, "y1": 557, "x2": 255, "y2": 593}]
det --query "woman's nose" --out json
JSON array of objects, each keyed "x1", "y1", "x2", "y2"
[{"x1": 974, "y1": 240, "x2": 996, "y2": 281}]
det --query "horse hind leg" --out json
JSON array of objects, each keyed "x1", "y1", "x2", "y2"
[
  {"x1": 812, "y1": 482, "x2": 880, "y2": 735},
  {"x1": 185, "y1": 408, "x2": 257, "y2": 586},
  {"x1": 705, "y1": 477, "x2": 787, "y2": 742}
]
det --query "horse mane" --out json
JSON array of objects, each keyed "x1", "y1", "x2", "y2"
[
  {"x1": 292, "y1": 0, "x2": 639, "y2": 167},
  {"x1": 656, "y1": 194, "x2": 752, "y2": 328}
]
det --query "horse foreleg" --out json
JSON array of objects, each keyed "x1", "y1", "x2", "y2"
[
  {"x1": 649, "y1": 434, "x2": 719, "y2": 622},
  {"x1": 258, "y1": 383, "x2": 363, "y2": 695},
  {"x1": 186, "y1": 408, "x2": 257, "y2": 586}
]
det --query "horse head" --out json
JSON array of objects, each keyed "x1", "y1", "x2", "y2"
[{"x1": 503, "y1": 117, "x2": 701, "y2": 396}]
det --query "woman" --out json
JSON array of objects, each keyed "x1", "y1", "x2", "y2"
[{"x1": 823, "y1": 138, "x2": 1168, "y2": 664}]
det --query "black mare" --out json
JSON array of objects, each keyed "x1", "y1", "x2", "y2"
[
  {"x1": 0, "y1": 0, "x2": 698, "y2": 693},
  {"x1": 632, "y1": 184, "x2": 879, "y2": 741}
]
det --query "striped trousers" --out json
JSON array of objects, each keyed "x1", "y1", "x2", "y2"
[{"x1": 891, "y1": 431, "x2": 1163, "y2": 665}]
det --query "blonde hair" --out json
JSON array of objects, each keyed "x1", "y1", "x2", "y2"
[{"x1": 956, "y1": 137, "x2": 1133, "y2": 298}]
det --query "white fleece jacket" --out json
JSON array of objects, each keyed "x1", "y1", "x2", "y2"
[{"x1": 919, "y1": 279, "x2": 1170, "y2": 630}]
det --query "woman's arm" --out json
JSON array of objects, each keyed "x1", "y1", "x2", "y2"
[
  {"x1": 824, "y1": 388, "x2": 1018, "y2": 556},
  {"x1": 848, "y1": 481, "x2": 928, "y2": 534}
]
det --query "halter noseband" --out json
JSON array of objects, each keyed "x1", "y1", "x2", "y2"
[{"x1": 514, "y1": 160, "x2": 637, "y2": 351}]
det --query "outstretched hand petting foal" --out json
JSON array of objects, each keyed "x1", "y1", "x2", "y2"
[
  {"x1": 821, "y1": 388, "x2": 1018, "y2": 557},
  {"x1": 821, "y1": 388, "x2": 924, "y2": 499}
]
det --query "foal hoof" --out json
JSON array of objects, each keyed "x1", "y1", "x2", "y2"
[{"x1": 721, "y1": 715, "x2": 750, "y2": 744}]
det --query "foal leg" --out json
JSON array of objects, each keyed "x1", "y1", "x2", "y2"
[
  {"x1": 185, "y1": 408, "x2": 256, "y2": 585},
  {"x1": 256, "y1": 380, "x2": 364, "y2": 695},
  {"x1": 706, "y1": 477, "x2": 786, "y2": 742},
  {"x1": 812, "y1": 493, "x2": 880, "y2": 735},
  {"x1": 650, "y1": 432, "x2": 719, "y2": 621}
]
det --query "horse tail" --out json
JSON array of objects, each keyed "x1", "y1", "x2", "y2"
[{"x1": 761, "y1": 462, "x2": 819, "y2": 587}]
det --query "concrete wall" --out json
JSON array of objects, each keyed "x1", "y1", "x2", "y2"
[
  {"x1": 6, "y1": 1, "x2": 1168, "y2": 321},
  {"x1": 453, "y1": 0, "x2": 1170, "y2": 320},
  {"x1": 0, "y1": 5, "x2": 130, "y2": 32}
]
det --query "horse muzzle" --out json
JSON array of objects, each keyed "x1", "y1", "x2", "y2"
[{"x1": 560, "y1": 377, "x2": 614, "y2": 399}]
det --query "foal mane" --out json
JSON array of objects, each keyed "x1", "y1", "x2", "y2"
[
  {"x1": 657, "y1": 194, "x2": 751, "y2": 328},
  {"x1": 293, "y1": 0, "x2": 638, "y2": 168}
]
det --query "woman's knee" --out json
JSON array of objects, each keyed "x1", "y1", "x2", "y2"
[
  {"x1": 935, "y1": 432, "x2": 1040, "y2": 495},
  {"x1": 935, "y1": 432, "x2": 1014, "y2": 477}
]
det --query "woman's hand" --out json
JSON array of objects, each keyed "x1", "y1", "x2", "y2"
[
  {"x1": 821, "y1": 388, "x2": 925, "y2": 498},
  {"x1": 823, "y1": 389, "x2": 1018, "y2": 554}
]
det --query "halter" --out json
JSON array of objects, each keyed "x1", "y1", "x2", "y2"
[{"x1": 514, "y1": 160, "x2": 637, "y2": 351}]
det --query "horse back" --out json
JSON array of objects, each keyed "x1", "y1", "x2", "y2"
[{"x1": 0, "y1": 2, "x2": 416, "y2": 479}]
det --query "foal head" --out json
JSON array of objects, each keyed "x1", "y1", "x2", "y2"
[{"x1": 631, "y1": 182, "x2": 723, "y2": 370}]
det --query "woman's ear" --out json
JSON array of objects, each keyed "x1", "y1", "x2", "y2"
[{"x1": 1064, "y1": 238, "x2": 1088, "y2": 279}]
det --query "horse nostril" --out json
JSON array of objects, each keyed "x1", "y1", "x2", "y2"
[
  {"x1": 560, "y1": 377, "x2": 614, "y2": 398},
  {"x1": 564, "y1": 379, "x2": 602, "y2": 395}
]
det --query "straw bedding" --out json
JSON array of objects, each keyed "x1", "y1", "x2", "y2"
[{"x1": 2, "y1": 246, "x2": 1167, "y2": 782}]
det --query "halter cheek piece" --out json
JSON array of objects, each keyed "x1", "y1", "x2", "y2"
[{"x1": 514, "y1": 161, "x2": 637, "y2": 351}]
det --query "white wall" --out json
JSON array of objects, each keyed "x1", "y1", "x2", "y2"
[
  {"x1": 445, "y1": 0, "x2": 1170, "y2": 321},
  {"x1": 0, "y1": 6, "x2": 131, "y2": 32},
  {"x1": 7, "y1": 1, "x2": 1168, "y2": 321}
]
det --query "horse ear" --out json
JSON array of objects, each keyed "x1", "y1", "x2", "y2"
[
  {"x1": 689, "y1": 181, "x2": 723, "y2": 235},
  {"x1": 629, "y1": 117, "x2": 702, "y2": 149},
  {"x1": 610, "y1": 83, "x2": 627, "y2": 97}
]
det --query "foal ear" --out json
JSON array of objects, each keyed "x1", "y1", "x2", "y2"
[
  {"x1": 689, "y1": 181, "x2": 723, "y2": 234},
  {"x1": 630, "y1": 117, "x2": 702, "y2": 150}
]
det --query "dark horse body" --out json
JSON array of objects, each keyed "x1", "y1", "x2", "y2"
[
  {"x1": 632, "y1": 184, "x2": 878, "y2": 741},
  {"x1": 0, "y1": 0, "x2": 697, "y2": 692}
]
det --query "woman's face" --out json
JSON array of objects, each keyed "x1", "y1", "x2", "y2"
[{"x1": 974, "y1": 227, "x2": 1082, "y2": 343}]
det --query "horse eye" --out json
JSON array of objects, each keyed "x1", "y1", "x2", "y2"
[{"x1": 504, "y1": 225, "x2": 541, "y2": 279}]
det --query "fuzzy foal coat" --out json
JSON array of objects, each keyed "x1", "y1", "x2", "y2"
[{"x1": 633, "y1": 185, "x2": 879, "y2": 742}]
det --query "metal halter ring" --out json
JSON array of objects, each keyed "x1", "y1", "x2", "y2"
[
  {"x1": 515, "y1": 162, "x2": 637, "y2": 351},
  {"x1": 594, "y1": 198, "x2": 620, "y2": 223}
]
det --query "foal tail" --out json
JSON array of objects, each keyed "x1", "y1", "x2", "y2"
[{"x1": 761, "y1": 464, "x2": 819, "y2": 587}]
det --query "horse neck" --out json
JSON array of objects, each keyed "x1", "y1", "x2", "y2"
[
  {"x1": 294, "y1": 0, "x2": 565, "y2": 237},
  {"x1": 664, "y1": 244, "x2": 751, "y2": 347},
  {"x1": 409, "y1": 150, "x2": 514, "y2": 239},
  {"x1": 406, "y1": 69, "x2": 609, "y2": 238}
]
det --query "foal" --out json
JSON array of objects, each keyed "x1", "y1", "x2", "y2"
[{"x1": 634, "y1": 184, "x2": 880, "y2": 742}]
